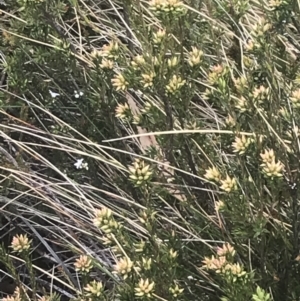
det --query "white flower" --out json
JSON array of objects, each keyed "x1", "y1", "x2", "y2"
[
  {"x1": 74, "y1": 158, "x2": 89, "y2": 170},
  {"x1": 49, "y1": 90, "x2": 60, "y2": 98},
  {"x1": 74, "y1": 90, "x2": 84, "y2": 98},
  {"x1": 74, "y1": 158, "x2": 83, "y2": 169}
]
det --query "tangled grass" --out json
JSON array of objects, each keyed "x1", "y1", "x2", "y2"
[{"x1": 1, "y1": 0, "x2": 300, "y2": 300}]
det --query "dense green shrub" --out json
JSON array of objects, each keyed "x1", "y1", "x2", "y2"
[{"x1": 1, "y1": 0, "x2": 300, "y2": 301}]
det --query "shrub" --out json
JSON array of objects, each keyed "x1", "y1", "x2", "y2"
[{"x1": 1, "y1": 0, "x2": 300, "y2": 301}]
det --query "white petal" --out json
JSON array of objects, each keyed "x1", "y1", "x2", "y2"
[
  {"x1": 49, "y1": 90, "x2": 60, "y2": 98},
  {"x1": 74, "y1": 159, "x2": 83, "y2": 169}
]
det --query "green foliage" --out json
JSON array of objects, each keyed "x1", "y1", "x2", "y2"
[{"x1": 1, "y1": 0, "x2": 300, "y2": 301}]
